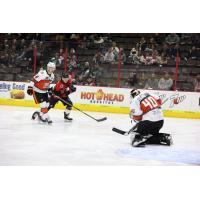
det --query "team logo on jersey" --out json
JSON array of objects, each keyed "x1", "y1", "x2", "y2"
[{"x1": 81, "y1": 89, "x2": 124, "y2": 104}]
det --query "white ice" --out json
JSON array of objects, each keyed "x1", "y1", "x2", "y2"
[{"x1": 0, "y1": 105, "x2": 200, "y2": 165}]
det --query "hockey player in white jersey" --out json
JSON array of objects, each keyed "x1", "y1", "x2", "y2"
[
  {"x1": 27, "y1": 62, "x2": 56, "y2": 124},
  {"x1": 129, "y1": 89, "x2": 172, "y2": 147}
]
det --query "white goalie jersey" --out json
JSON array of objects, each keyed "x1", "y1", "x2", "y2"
[{"x1": 130, "y1": 92, "x2": 164, "y2": 122}]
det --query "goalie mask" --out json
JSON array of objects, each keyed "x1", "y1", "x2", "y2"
[{"x1": 130, "y1": 89, "x2": 140, "y2": 99}]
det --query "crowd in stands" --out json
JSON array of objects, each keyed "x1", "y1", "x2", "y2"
[{"x1": 0, "y1": 33, "x2": 200, "y2": 91}]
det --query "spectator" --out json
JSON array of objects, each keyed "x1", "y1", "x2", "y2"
[
  {"x1": 148, "y1": 37, "x2": 157, "y2": 50},
  {"x1": 19, "y1": 39, "x2": 26, "y2": 51},
  {"x1": 193, "y1": 74, "x2": 200, "y2": 92},
  {"x1": 170, "y1": 43, "x2": 181, "y2": 58},
  {"x1": 80, "y1": 62, "x2": 93, "y2": 79},
  {"x1": 158, "y1": 72, "x2": 173, "y2": 90},
  {"x1": 1, "y1": 53, "x2": 9, "y2": 65},
  {"x1": 111, "y1": 42, "x2": 119, "y2": 56},
  {"x1": 104, "y1": 47, "x2": 115, "y2": 63},
  {"x1": 51, "y1": 53, "x2": 62, "y2": 67},
  {"x1": 85, "y1": 77, "x2": 96, "y2": 86},
  {"x1": 191, "y1": 34, "x2": 200, "y2": 44},
  {"x1": 139, "y1": 53, "x2": 146, "y2": 65},
  {"x1": 128, "y1": 72, "x2": 138, "y2": 87},
  {"x1": 69, "y1": 48, "x2": 75, "y2": 55},
  {"x1": 92, "y1": 65, "x2": 103, "y2": 80},
  {"x1": 68, "y1": 48, "x2": 78, "y2": 69},
  {"x1": 69, "y1": 33, "x2": 80, "y2": 49},
  {"x1": 145, "y1": 52, "x2": 156, "y2": 65},
  {"x1": 36, "y1": 41, "x2": 44, "y2": 62},
  {"x1": 94, "y1": 35, "x2": 104, "y2": 44},
  {"x1": 78, "y1": 35, "x2": 90, "y2": 49},
  {"x1": 165, "y1": 33, "x2": 180, "y2": 45},
  {"x1": 76, "y1": 75, "x2": 84, "y2": 85},
  {"x1": 69, "y1": 55, "x2": 79, "y2": 69},
  {"x1": 162, "y1": 43, "x2": 171, "y2": 58},
  {"x1": 3, "y1": 39, "x2": 9, "y2": 50},
  {"x1": 156, "y1": 52, "x2": 168, "y2": 65},
  {"x1": 144, "y1": 73, "x2": 159, "y2": 89},
  {"x1": 185, "y1": 46, "x2": 199, "y2": 61},
  {"x1": 129, "y1": 48, "x2": 140, "y2": 64},
  {"x1": 137, "y1": 37, "x2": 148, "y2": 52},
  {"x1": 117, "y1": 48, "x2": 126, "y2": 64},
  {"x1": 16, "y1": 45, "x2": 27, "y2": 61},
  {"x1": 180, "y1": 33, "x2": 192, "y2": 45},
  {"x1": 59, "y1": 48, "x2": 65, "y2": 58},
  {"x1": 140, "y1": 51, "x2": 156, "y2": 65},
  {"x1": 93, "y1": 51, "x2": 104, "y2": 65}
]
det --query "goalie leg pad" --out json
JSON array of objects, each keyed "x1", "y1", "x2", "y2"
[{"x1": 146, "y1": 133, "x2": 173, "y2": 146}]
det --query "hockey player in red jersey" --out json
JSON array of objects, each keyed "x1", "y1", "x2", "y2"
[
  {"x1": 48, "y1": 72, "x2": 76, "y2": 121},
  {"x1": 129, "y1": 89, "x2": 173, "y2": 147},
  {"x1": 27, "y1": 62, "x2": 56, "y2": 124}
]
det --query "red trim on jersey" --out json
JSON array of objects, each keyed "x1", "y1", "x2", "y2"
[
  {"x1": 41, "y1": 108, "x2": 48, "y2": 113},
  {"x1": 33, "y1": 79, "x2": 51, "y2": 90},
  {"x1": 140, "y1": 95, "x2": 161, "y2": 114},
  {"x1": 132, "y1": 115, "x2": 142, "y2": 121}
]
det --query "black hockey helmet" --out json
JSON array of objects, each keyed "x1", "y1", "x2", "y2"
[
  {"x1": 130, "y1": 88, "x2": 140, "y2": 99},
  {"x1": 62, "y1": 72, "x2": 70, "y2": 79}
]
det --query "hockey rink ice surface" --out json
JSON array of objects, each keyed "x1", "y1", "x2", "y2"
[{"x1": 0, "y1": 105, "x2": 200, "y2": 166}]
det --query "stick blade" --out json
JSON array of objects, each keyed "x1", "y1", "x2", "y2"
[
  {"x1": 112, "y1": 127, "x2": 127, "y2": 135},
  {"x1": 96, "y1": 117, "x2": 107, "y2": 122}
]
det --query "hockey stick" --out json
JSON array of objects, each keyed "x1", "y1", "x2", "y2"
[
  {"x1": 161, "y1": 97, "x2": 169, "y2": 106},
  {"x1": 112, "y1": 123, "x2": 138, "y2": 136},
  {"x1": 53, "y1": 95, "x2": 107, "y2": 122}
]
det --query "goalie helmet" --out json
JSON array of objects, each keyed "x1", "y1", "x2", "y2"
[{"x1": 130, "y1": 88, "x2": 140, "y2": 99}]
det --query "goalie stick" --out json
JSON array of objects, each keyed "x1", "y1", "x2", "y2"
[
  {"x1": 53, "y1": 95, "x2": 107, "y2": 122},
  {"x1": 112, "y1": 123, "x2": 138, "y2": 136}
]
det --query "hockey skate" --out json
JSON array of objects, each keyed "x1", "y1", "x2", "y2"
[
  {"x1": 37, "y1": 112, "x2": 53, "y2": 124},
  {"x1": 46, "y1": 115, "x2": 53, "y2": 124},
  {"x1": 64, "y1": 112, "x2": 73, "y2": 121},
  {"x1": 32, "y1": 111, "x2": 40, "y2": 120},
  {"x1": 130, "y1": 133, "x2": 146, "y2": 147}
]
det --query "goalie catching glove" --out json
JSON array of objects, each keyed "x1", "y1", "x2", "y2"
[{"x1": 27, "y1": 86, "x2": 33, "y2": 96}]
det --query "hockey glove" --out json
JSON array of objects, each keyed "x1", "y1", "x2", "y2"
[
  {"x1": 27, "y1": 86, "x2": 33, "y2": 95},
  {"x1": 69, "y1": 85, "x2": 76, "y2": 93},
  {"x1": 65, "y1": 91, "x2": 70, "y2": 96},
  {"x1": 47, "y1": 87, "x2": 54, "y2": 96}
]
